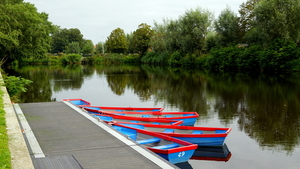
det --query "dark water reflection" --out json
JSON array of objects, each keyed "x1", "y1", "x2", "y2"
[{"x1": 5, "y1": 65, "x2": 300, "y2": 169}]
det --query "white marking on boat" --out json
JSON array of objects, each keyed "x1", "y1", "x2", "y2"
[
  {"x1": 14, "y1": 104, "x2": 45, "y2": 158},
  {"x1": 63, "y1": 101, "x2": 176, "y2": 169}
]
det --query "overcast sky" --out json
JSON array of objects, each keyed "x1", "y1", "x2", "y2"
[{"x1": 24, "y1": 0, "x2": 244, "y2": 44}]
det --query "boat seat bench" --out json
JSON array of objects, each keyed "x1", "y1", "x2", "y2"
[
  {"x1": 192, "y1": 130, "x2": 203, "y2": 134},
  {"x1": 163, "y1": 129, "x2": 175, "y2": 133},
  {"x1": 152, "y1": 143, "x2": 179, "y2": 149},
  {"x1": 137, "y1": 137, "x2": 161, "y2": 144}
]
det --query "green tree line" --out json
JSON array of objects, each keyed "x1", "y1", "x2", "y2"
[{"x1": 1, "y1": 0, "x2": 300, "y2": 72}]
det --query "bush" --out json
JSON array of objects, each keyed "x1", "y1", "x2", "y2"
[
  {"x1": 259, "y1": 39, "x2": 300, "y2": 72},
  {"x1": 3, "y1": 75, "x2": 32, "y2": 102},
  {"x1": 207, "y1": 46, "x2": 242, "y2": 71},
  {"x1": 168, "y1": 51, "x2": 183, "y2": 66},
  {"x1": 60, "y1": 54, "x2": 82, "y2": 64},
  {"x1": 102, "y1": 54, "x2": 123, "y2": 64},
  {"x1": 123, "y1": 54, "x2": 141, "y2": 64},
  {"x1": 181, "y1": 53, "x2": 196, "y2": 68},
  {"x1": 195, "y1": 54, "x2": 209, "y2": 70},
  {"x1": 236, "y1": 45, "x2": 261, "y2": 71},
  {"x1": 154, "y1": 52, "x2": 170, "y2": 64}
]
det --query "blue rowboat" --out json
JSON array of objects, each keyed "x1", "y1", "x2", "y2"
[
  {"x1": 64, "y1": 99, "x2": 164, "y2": 112},
  {"x1": 92, "y1": 113, "x2": 183, "y2": 126},
  {"x1": 111, "y1": 122, "x2": 231, "y2": 146},
  {"x1": 63, "y1": 99, "x2": 90, "y2": 106},
  {"x1": 110, "y1": 122, "x2": 198, "y2": 164},
  {"x1": 79, "y1": 105, "x2": 164, "y2": 112},
  {"x1": 84, "y1": 108, "x2": 199, "y2": 126}
]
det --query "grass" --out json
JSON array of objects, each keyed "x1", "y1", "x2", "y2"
[{"x1": 0, "y1": 82, "x2": 11, "y2": 168}]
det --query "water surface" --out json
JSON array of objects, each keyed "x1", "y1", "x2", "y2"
[{"x1": 6, "y1": 65, "x2": 300, "y2": 169}]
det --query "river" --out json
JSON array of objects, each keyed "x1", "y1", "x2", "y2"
[{"x1": 5, "y1": 64, "x2": 300, "y2": 169}]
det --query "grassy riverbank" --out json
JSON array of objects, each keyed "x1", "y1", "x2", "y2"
[{"x1": 0, "y1": 88, "x2": 11, "y2": 169}]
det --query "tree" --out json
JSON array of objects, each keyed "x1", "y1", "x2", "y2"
[
  {"x1": 51, "y1": 28, "x2": 84, "y2": 53},
  {"x1": 125, "y1": 32, "x2": 134, "y2": 53},
  {"x1": 238, "y1": 0, "x2": 261, "y2": 38},
  {"x1": 251, "y1": 0, "x2": 300, "y2": 43},
  {"x1": 81, "y1": 39, "x2": 94, "y2": 55},
  {"x1": 214, "y1": 6, "x2": 240, "y2": 46},
  {"x1": 105, "y1": 28, "x2": 128, "y2": 53},
  {"x1": 178, "y1": 7, "x2": 213, "y2": 54},
  {"x1": 65, "y1": 42, "x2": 80, "y2": 54},
  {"x1": 129, "y1": 23, "x2": 153, "y2": 55},
  {"x1": 1, "y1": 0, "x2": 23, "y2": 5},
  {"x1": 165, "y1": 19, "x2": 182, "y2": 53},
  {"x1": 95, "y1": 42, "x2": 105, "y2": 54},
  {"x1": 0, "y1": 0, "x2": 54, "y2": 65},
  {"x1": 150, "y1": 20, "x2": 168, "y2": 52}
]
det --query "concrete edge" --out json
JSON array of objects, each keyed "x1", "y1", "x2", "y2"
[
  {"x1": 14, "y1": 104, "x2": 45, "y2": 158},
  {"x1": 0, "y1": 72, "x2": 34, "y2": 169}
]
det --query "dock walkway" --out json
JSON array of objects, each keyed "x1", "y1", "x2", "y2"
[{"x1": 13, "y1": 101, "x2": 177, "y2": 169}]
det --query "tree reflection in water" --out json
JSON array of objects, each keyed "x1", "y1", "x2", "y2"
[{"x1": 8, "y1": 64, "x2": 300, "y2": 154}]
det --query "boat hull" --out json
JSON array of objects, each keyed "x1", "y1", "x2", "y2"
[
  {"x1": 154, "y1": 149, "x2": 196, "y2": 164},
  {"x1": 116, "y1": 122, "x2": 231, "y2": 146},
  {"x1": 80, "y1": 105, "x2": 164, "y2": 112},
  {"x1": 172, "y1": 136, "x2": 226, "y2": 146},
  {"x1": 111, "y1": 123, "x2": 197, "y2": 164},
  {"x1": 92, "y1": 113, "x2": 183, "y2": 126},
  {"x1": 84, "y1": 108, "x2": 198, "y2": 126},
  {"x1": 63, "y1": 99, "x2": 90, "y2": 106}
]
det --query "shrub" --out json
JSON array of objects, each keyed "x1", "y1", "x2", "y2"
[
  {"x1": 60, "y1": 54, "x2": 82, "y2": 64},
  {"x1": 181, "y1": 53, "x2": 196, "y2": 68},
  {"x1": 141, "y1": 51, "x2": 156, "y2": 63},
  {"x1": 236, "y1": 45, "x2": 261, "y2": 71},
  {"x1": 259, "y1": 39, "x2": 300, "y2": 72},
  {"x1": 195, "y1": 54, "x2": 209, "y2": 70},
  {"x1": 3, "y1": 75, "x2": 32, "y2": 102},
  {"x1": 154, "y1": 52, "x2": 170, "y2": 64},
  {"x1": 123, "y1": 54, "x2": 141, "y2": 64},
  {"x1": 168, "y1": 51, "x2": 183, "y2": 66}
]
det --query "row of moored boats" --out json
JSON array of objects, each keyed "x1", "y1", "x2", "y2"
[{"x1": 64, "y1": 99, "x2": 232, "y2": 164}]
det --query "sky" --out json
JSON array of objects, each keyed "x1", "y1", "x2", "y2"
[{"x1": 24, "y1": 0, "x2": 243, "y2": 44}]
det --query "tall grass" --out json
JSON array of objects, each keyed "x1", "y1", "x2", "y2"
[{"x1": 0, "y1": 88, "x2": 11, "y2": 169}]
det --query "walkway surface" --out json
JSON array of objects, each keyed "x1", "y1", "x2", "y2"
[{"x1": 13, "y1": 101, "x2": 178, "y2": 169}]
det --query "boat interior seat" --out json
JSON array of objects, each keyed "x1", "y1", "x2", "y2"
[
  {"x1": 152, "y1": 109, "x2": 160, "y2": 112},
  {"x1": 121, "y1": 124, "x2": 145, "y2": 130},
  {"x1": 112, "y1": 126, "x2": 137, "y2": 140},
  {"x1": 152, "y1": 122, "x2": 160, "y2": 125},
  {"x1": 163, "y1": 129, "x2": 175, "y2": 133},
  {"x1": 115, "y1": 113, "x2": 125, "y2": 115},
  {"x1": 116, "y1": 110, "x2": 123, "y2": 112},
  {"x1": 192, "y1": 130, "x2": 203, "y2": 134},
  {"x1": 142, "y1": 115, "x2": 151, "y2": 118},
  {"x1": 165, "y1": 115, "x2": 173, "y2": 117},
  {"x1": 215, "y1": 130, "x2": 227, "y2": 134},
  {"x1": 136, "y1": 110, "x2": 144, "y2": 112},
  {"x1": 70, "y1": 100, "x2": 87, "y2": 105},
  {"x1": 152, "y1": 143, "x2": 179, "y2": 150},
  {"x1": 130, "y1": 121, "x2": 139, "y2": 123},
  {"x1": 93, "y1": 115, "x2": 113, "y2": 121},
  {"x1": 87, "y1": 107, "x2": 101, "y2": 110},
  {"x1": 183, "y1": 114, "x2": 194, "y2": 116},
  {"x1": 137, "y1": 137, "x2": 161, "y2": 144}
]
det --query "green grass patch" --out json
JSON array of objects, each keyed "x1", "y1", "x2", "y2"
[{"x1": 0, "y1": 88, "x2": 11, "y2": 169}]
